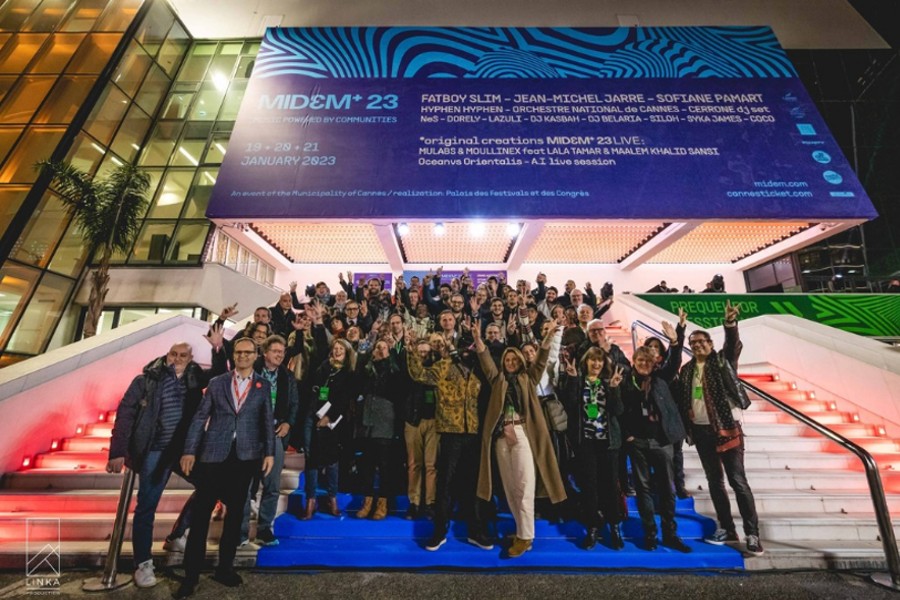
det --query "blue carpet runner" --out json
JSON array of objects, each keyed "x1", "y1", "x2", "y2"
[{"x1": 257, "y1": 492, "x2": 744, "y2": 570}]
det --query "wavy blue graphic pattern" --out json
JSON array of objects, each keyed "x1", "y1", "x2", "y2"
[{"x1": 253, "y1": 26, "x2": 796, "y2": 80}]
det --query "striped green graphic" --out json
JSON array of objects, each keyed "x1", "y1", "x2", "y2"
[{"x1": 637, "y1": 294, "x2": 900, "y2": 337}]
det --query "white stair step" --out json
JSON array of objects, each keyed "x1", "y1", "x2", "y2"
[
  {"x1": 34, "y1": 451, "x2": 107, "y2": 470},
  {"x1": 683, "y1": 468, "x2": 872, "y2": 491},
  {"x1": 689, "y1": 489, "x2": 900, "y2": 515},
  {"x1": 62, "y1": 436, "x2": 111, "y2": 452},
  {"x1": 681, "y1": 450, "x2": 872, "y2": 471},
  {"x1": 727, "y1": 514, "x2": 900, "y2": 542},
  {"x1": 84, "y1": 423, "x2": 113, "y2": 436}
]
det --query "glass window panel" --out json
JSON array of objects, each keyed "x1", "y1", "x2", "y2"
[
  {"x1": 214, "y1": 231, "x2": 228, "y2": 263},
  {"x1": 0, "y1": 186, "x2": 29, "y2": 235},
  {"x1": 0, "y1": 75, "x2": 56, "y2": 124},
  {"x1": 48, "y1": 219, "x2": 89, "y2": 277},
  {"x1": 64, "y1": 132, "x2": 105, "y2": 175},
  {"x1": 22, "y1": 0, "x2": 72, "y2": 32},
  {"x1": 117, "y1": 307, "x2": 154, "y2": 326},
  {"x1": 61, "y1": 0, "x2": 110, "y2": 32},
  {"x1": 94, "y1": 152, "x2": 125, "y2": 180},
  {"x1": 95, "y1": 0, "x2": 141, "y2": 32},
  {"x1": 188, "y1": 84, "x2": 225, "y2": 121},
  {"x1": 110, "y1": 40, "x2": 151, "y2": 97},
  {"x1": 0, "y1": 127, "x2": 65, "y2": 183},
  {"x1": 12, "y1": 192, "x2": 70, "y2": 268},
  {"x1": 247, "y1": 254, "x2": 259, "y2": 280},
  {"x1": 265, "y1": 265, "x2": 275, "y2": 286},
  {"x1": 134, "y1": 0, "x2": 173, "y2": 57},
  {"x1": 129, "y1": 220, "x2": 175, "y2": 263},
  {"x1": 92, "y1": 308, "x2": 116, "y2": 336},
  {"x1": 0, "y1": 261, "x2": 40, "y2": 347},
  {"x1": 0, "y1": 0, "x2": 42, "y2": 31},
  {"x1": 177, "y1": 43, "x2": 215, "y2": 82},
  {"x1": 0, "y1": 76, "x2": 16, "y2": 104},
  {"x1": 218, "y1": 80, "x2": 246, "y2": 121},
  {"x1": 138, "y1": 121, "x2": 181, "y2": 166},
  {"x1": 6, "y1": 271, "x2": 73, "y2": 354},
  {"x1": 156, "y1": 21, "x2": 188, "y2": 77},
  {"x1": 134, "y1": 62, "x2": 168, "y2": 116},
  {"x1": 202, "y1": 132, "x2": 229, "y2": 164},
  {"x1": 206, "y1": 52, "x2": 238, "y2": 84},
  {"x1": 236, "y1": 56, "x2": 255, "y2": 79},
  {"x1": 160, "y1": 91, "x2": 193, "y2": 120},
  {"x1": 167, "y1": 221, "x2": 209, "y2": 263},
  {"x1": 225, "y1": 238, "x2": 238, "y2": 268},
  {"x1": 0, "y1": 34, "x2": 49, "y2": 74},
  {"x1": 170, "y1": 139, "x2": 203, "y2": 166},
  {"x1": 149, "y1": 169, "x2": 192, "y2": 218},
  {"x1": 84, "y1": 83, "x2": 129, "y2": 144},
  {"x1": 237, "y1": 246, "x2": 249, "y2": 274},
  {"x1": 33, "y1": 76, "x2": 95, "y2": 124},
  {"x1": 182, "y1": 168, "x2": 216, "y2": 218},
  {"x1": 110, "y1": 103, "x2": 151, "y2": 161},
  {"x1": 27, "y1": 33, "x2": 84, "y2": 72},
  {"x1": 66, "y1": 33, "x2": 121, "y2": 74},
  {"x1": 242, "y1": 41, "x2": 261, "y2": 55},
  {"x1": 0, "y1": 127, "x2": 25, "y2": 165}
]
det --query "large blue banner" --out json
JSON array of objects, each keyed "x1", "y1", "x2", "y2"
[{"x1": 207, "y1": 27, "x2": 877, "y2": 221}]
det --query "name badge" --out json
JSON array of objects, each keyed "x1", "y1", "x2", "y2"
[
  {"x1": 318, "y1": 386, "x2": 330, "y2": 402},
  {"x1": 585, "y1": 403, "x2": 599, "y2": 420},
  {"x1": 424, "y1": 390, "x2": 435, "y2": 404}
]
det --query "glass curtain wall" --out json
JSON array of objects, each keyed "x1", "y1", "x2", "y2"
[{"x1": 0, "y1": 0, "x2": 189, "y2": 365}]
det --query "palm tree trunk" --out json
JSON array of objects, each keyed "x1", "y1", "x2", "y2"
[{"x1": 82, "y1": 251, "x2": 111, "y2": 339}]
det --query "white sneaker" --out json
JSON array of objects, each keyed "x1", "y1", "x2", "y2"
[
  {"x1": 133, "y1": 559, "x2": 157, "y2": 588},
  {"x1": 163, "y1": 531, "x2": 188, "y2": 553}
]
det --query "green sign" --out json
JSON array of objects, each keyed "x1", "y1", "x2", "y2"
[{"x1": 637, "y1": 294, "x2": 900, "y2": 337}]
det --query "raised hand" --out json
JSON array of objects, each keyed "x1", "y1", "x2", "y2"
[
  {"x1": 471, "y1": 319, "x2": 482, "y2": 340},
  {"x1": 360, "y1": 299, "x2": 368, "y2": 317},
  {"x1": 725, "y1": 299, "x2": 741, "y2": 322},
  {"x1": 207, "y1": 322, "x2": 225, "y2": 348},
  {"x1": 563, "y1": 355, "x2": 577, "y2": 377},
  {"x1": 536, "y1": 272, "x2": 546, "y2": 284},
  {"x1": 470, "y1": 296, "x2": 480, "y2": 313},
  {"x1": 339, "y1": 272, "x2": 345, "y2": 282},
  {"x1": 289, "y1": 281, "x2": 298, "y2": 292},
  {"x1": 661, "y1": 321, "x2": 677, "y2": 343},
  {"x1": 507, "y1": 313, "x2": 517, "y2": 334},
  {"x1": 678, "y1": 307, "x2": 687, "y2": 327},
  {"x1": 608, "y1": 364, "x2": 625, "y2": 388},
  {"x1": 461, "y1": 315, "x2": 472, "y2": 332},
  {"x1": 584, "y1": 281, "x2": 592, "y2": 290},
  {"x1": 220, "y1": 303, "x2": 239, "y2": 321}
]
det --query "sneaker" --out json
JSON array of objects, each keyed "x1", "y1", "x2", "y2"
[
  {"x1": 745, "y1": 535, "x2": 765, "y2": 556},
  {"x1": 255, "y1": 528, "x2": 279, "y2": 547},
  {"x1": 662, "y1": 535, "x2": 693, "y2": 553},
  {"x1": 467, "y1": 533, "x2": 494, "y2": 550},
  {"x1": 625, "y1": 486, "x2": 637, "y2": 497},
  {"x1": 405, "y1": 503, "x2": 419, "y2": 520},
  {"x1": 705, "y1": 528, "x2": 739, "y2": 545},
  {"x1": 163, "y1": 531, "x2": 188, "y2": 553},
  {"x1": 173, "y1": 579, "x2": 196, "y2": 599},
  {"x1": 133, "y1": 559, "x2": 157, "y2": 588},
  {"x1": 424, "y1": 534, "x2": 446, "y2": 551},
  {"x1": 238, "y1": 539, "x2": 260, "y2": 551}
]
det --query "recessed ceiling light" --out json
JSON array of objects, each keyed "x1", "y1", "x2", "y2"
[
  {"x1": 397, "y1": 223, "x2": 409, "y2": 236},
  {"x1": 434, "y1": 222, "x2": 445, "y2": 235}
]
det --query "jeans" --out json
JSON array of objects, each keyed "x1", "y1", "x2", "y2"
[
  {"x1": 692, "y1": 424, "x2": 760, "y2": 536},
  {"x1": 629, "y1": 438, "x2": 676, "y2": 539},
  {"x1": 132, "y1": 450, "x2": 195, "y2": 565},
  {"x1": 241, "y1": 439, "x2": 285, "y2": 539}
]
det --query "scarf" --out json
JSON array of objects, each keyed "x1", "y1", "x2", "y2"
[{"x1": 681, "y1": 352, "x2": 742, "y2": 452}]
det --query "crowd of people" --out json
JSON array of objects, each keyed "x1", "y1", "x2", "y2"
[{"x1": 107, "y1": 269, "x2": 764, "y2": 597}]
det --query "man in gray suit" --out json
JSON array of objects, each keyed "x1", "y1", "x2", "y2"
[{"x1": 176, "y1": 337, "x2": 275, "y2": 598}]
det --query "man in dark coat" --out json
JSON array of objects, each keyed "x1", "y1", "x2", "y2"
[{"x1": 106, "y1": 334, "x2": 220, "y2": 588}]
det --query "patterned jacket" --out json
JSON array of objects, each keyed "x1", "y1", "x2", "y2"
[{"x1": 407, "y1": 351, "x2": 480, "y2": 434}]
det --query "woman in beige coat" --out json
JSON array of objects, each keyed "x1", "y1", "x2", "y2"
[{"x1": 473, "y1": 322, "x2": 566, "y2": 557}]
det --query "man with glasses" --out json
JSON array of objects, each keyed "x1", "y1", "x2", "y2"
[
  {"x1": 177, "y1": 337, "x2": 275, "y2": 597},
  {"x1": 679, "y1": 300, "x2": 763, "y2": 556},
  {"x1": 341, "y1": 300, "x2": 372, "y2": 334}
]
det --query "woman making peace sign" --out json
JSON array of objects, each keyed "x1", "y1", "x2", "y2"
[{"x1": 560, "y1": 347, "x2": 625, "y2": 551}]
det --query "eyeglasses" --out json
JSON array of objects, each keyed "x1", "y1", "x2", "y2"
[
  {"x1": 688, "y1": 339, "x2": 711, "y2": 347},
  {"x1": 346, "y1": 307, "x2": 359, "y2": 311}
]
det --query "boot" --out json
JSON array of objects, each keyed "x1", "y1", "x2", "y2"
[
  {"x1": 301, "y1": 498, "x2": 316, "y2": 520},
  {"x1": 580, "y1": 527, "x2": 599, "y2": 550},
  {"x1": 356, "y1": 497, "x2": 374, "y2": 519},
  {"x1": 609, "y1": 522, "x2": 624, "y2": 550},
  {"x1": 372, "y1": 498, "x2": 388, "y2": 520},
  {"x1": 324, "y1": 495, "x2": 341, "y2": 517}
]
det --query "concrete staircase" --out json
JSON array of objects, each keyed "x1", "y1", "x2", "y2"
[{"x1": 0, "y1": 325, "x2": 896, "y2": 572}]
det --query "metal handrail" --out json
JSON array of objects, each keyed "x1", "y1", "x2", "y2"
[{"x1": 631, "y1": 319, "x2": 900, "y2": 590}]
